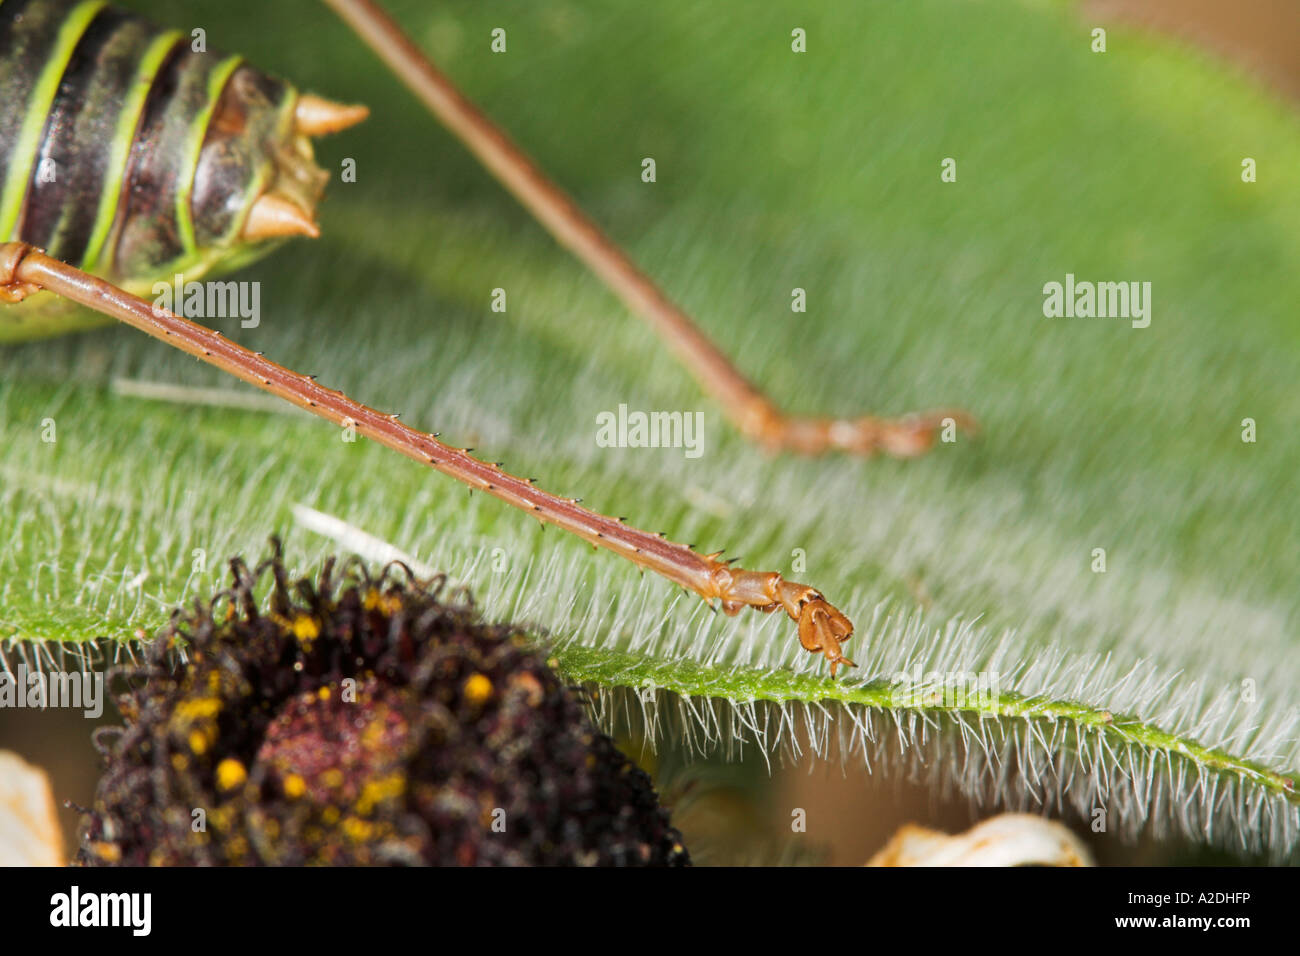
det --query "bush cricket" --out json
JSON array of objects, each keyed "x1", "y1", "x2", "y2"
[{"x1": 0, "y1": 0, "x2": 975, "y2": 676}]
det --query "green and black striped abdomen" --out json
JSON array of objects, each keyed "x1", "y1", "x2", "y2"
[
  {"x1": 2, "y1": 1, "x2": 170, "y2": 273},
  {"x1": 0, "y1": 0, "x2": 330, "y2": 338}
]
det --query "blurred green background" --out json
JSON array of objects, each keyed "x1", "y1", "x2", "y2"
[{"x1": 1, "y1": 0, "x2": 1298, "y2": 864}]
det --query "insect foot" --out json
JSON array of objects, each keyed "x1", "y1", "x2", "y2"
[
  {"x1": 797, "y1": 598, "x2": 857, "y2": 678},
  {"x1": 707, "y1": 566, "x2": 855, "y2": 677},
  {"x1": 78, "y1": 543, "x2": 690, "y2": 867},
  {"x1": 743, "y1": 400, "x2": 978, "y2": 458}
]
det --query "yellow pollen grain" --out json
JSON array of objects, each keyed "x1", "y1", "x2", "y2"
[
  {"x1": 175, "y1": 697, "x2": 222, "y2": 721},
  {"x1": 363, "y1": 588, "x2": 402, "y2": 615},
  {"x1": 188, "y1": 730, "x2": 209, "y2": 755},
  {"x1": 361, "y1": 718, "x2": 388, "y2": 749},
  {"x1": 464, "y1": 673, "x2": 493, "y2": 704},
  {"x1": 356, "y1": 773, "x2": 405, "y2": 815},
  {"x1": 226, "y1": 835, "x2": 249, "y2": 861},
  {"x1": 321, "y1": 768, "x2": 344, "y2": 790},
  {"x1": 283, "y1": 773, "x2": 307, "y2": 798},
  {"x1": 342, "y1": 817, "x2": 373, "y2": 842},
  {"x1": 216, "y1": 758, "x2": 247, "y2": 791},
  {"x1": 292, "y1": 615, "x2": 320, "y2": 640},
  {"x1": 318, "y1": 685, "x2": 331, "y2": 700}
]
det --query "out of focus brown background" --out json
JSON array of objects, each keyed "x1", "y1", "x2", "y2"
[
  {"x1": 3, "y1": 0, "x2": 1297, "y2": 866},
  {"x1": 1087, "y1": 0, "x2": 1300, "y2": 102}
]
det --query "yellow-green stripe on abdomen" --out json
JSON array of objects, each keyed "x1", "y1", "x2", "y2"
[
  {"x1": 17, "y1": 8, "x2": 180, "y2": 270},
  {"x1": 109, "y1": 44, "x2": 243, "y2": 280},
  {"x1": 78, "y1": 26, "x2": 183, "y2": 272}
]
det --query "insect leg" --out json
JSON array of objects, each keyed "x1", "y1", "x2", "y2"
[
  {"x1": 319, "y1": 0, "x2": 973, "y2": 458},
  {"x1": 0, "y1": 241, "x2": 855, "y2": 676}
]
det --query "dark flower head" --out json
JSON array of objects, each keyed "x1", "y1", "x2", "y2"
[{"x1": 78, "y1": 543, "x2": 689, "y2": 866}]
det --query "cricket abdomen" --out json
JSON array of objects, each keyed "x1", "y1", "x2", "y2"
[{"x1": 0, "y1": 0, "x2": 345, "y2": 342}]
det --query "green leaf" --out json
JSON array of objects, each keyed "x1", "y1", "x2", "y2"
[{"x1": 2, "y1": 0, "x2": 1297, "y2": 858}]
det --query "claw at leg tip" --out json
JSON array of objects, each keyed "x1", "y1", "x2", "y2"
[{"x1": 828, "y1": 655, "x2": 856, "y2": 679}]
